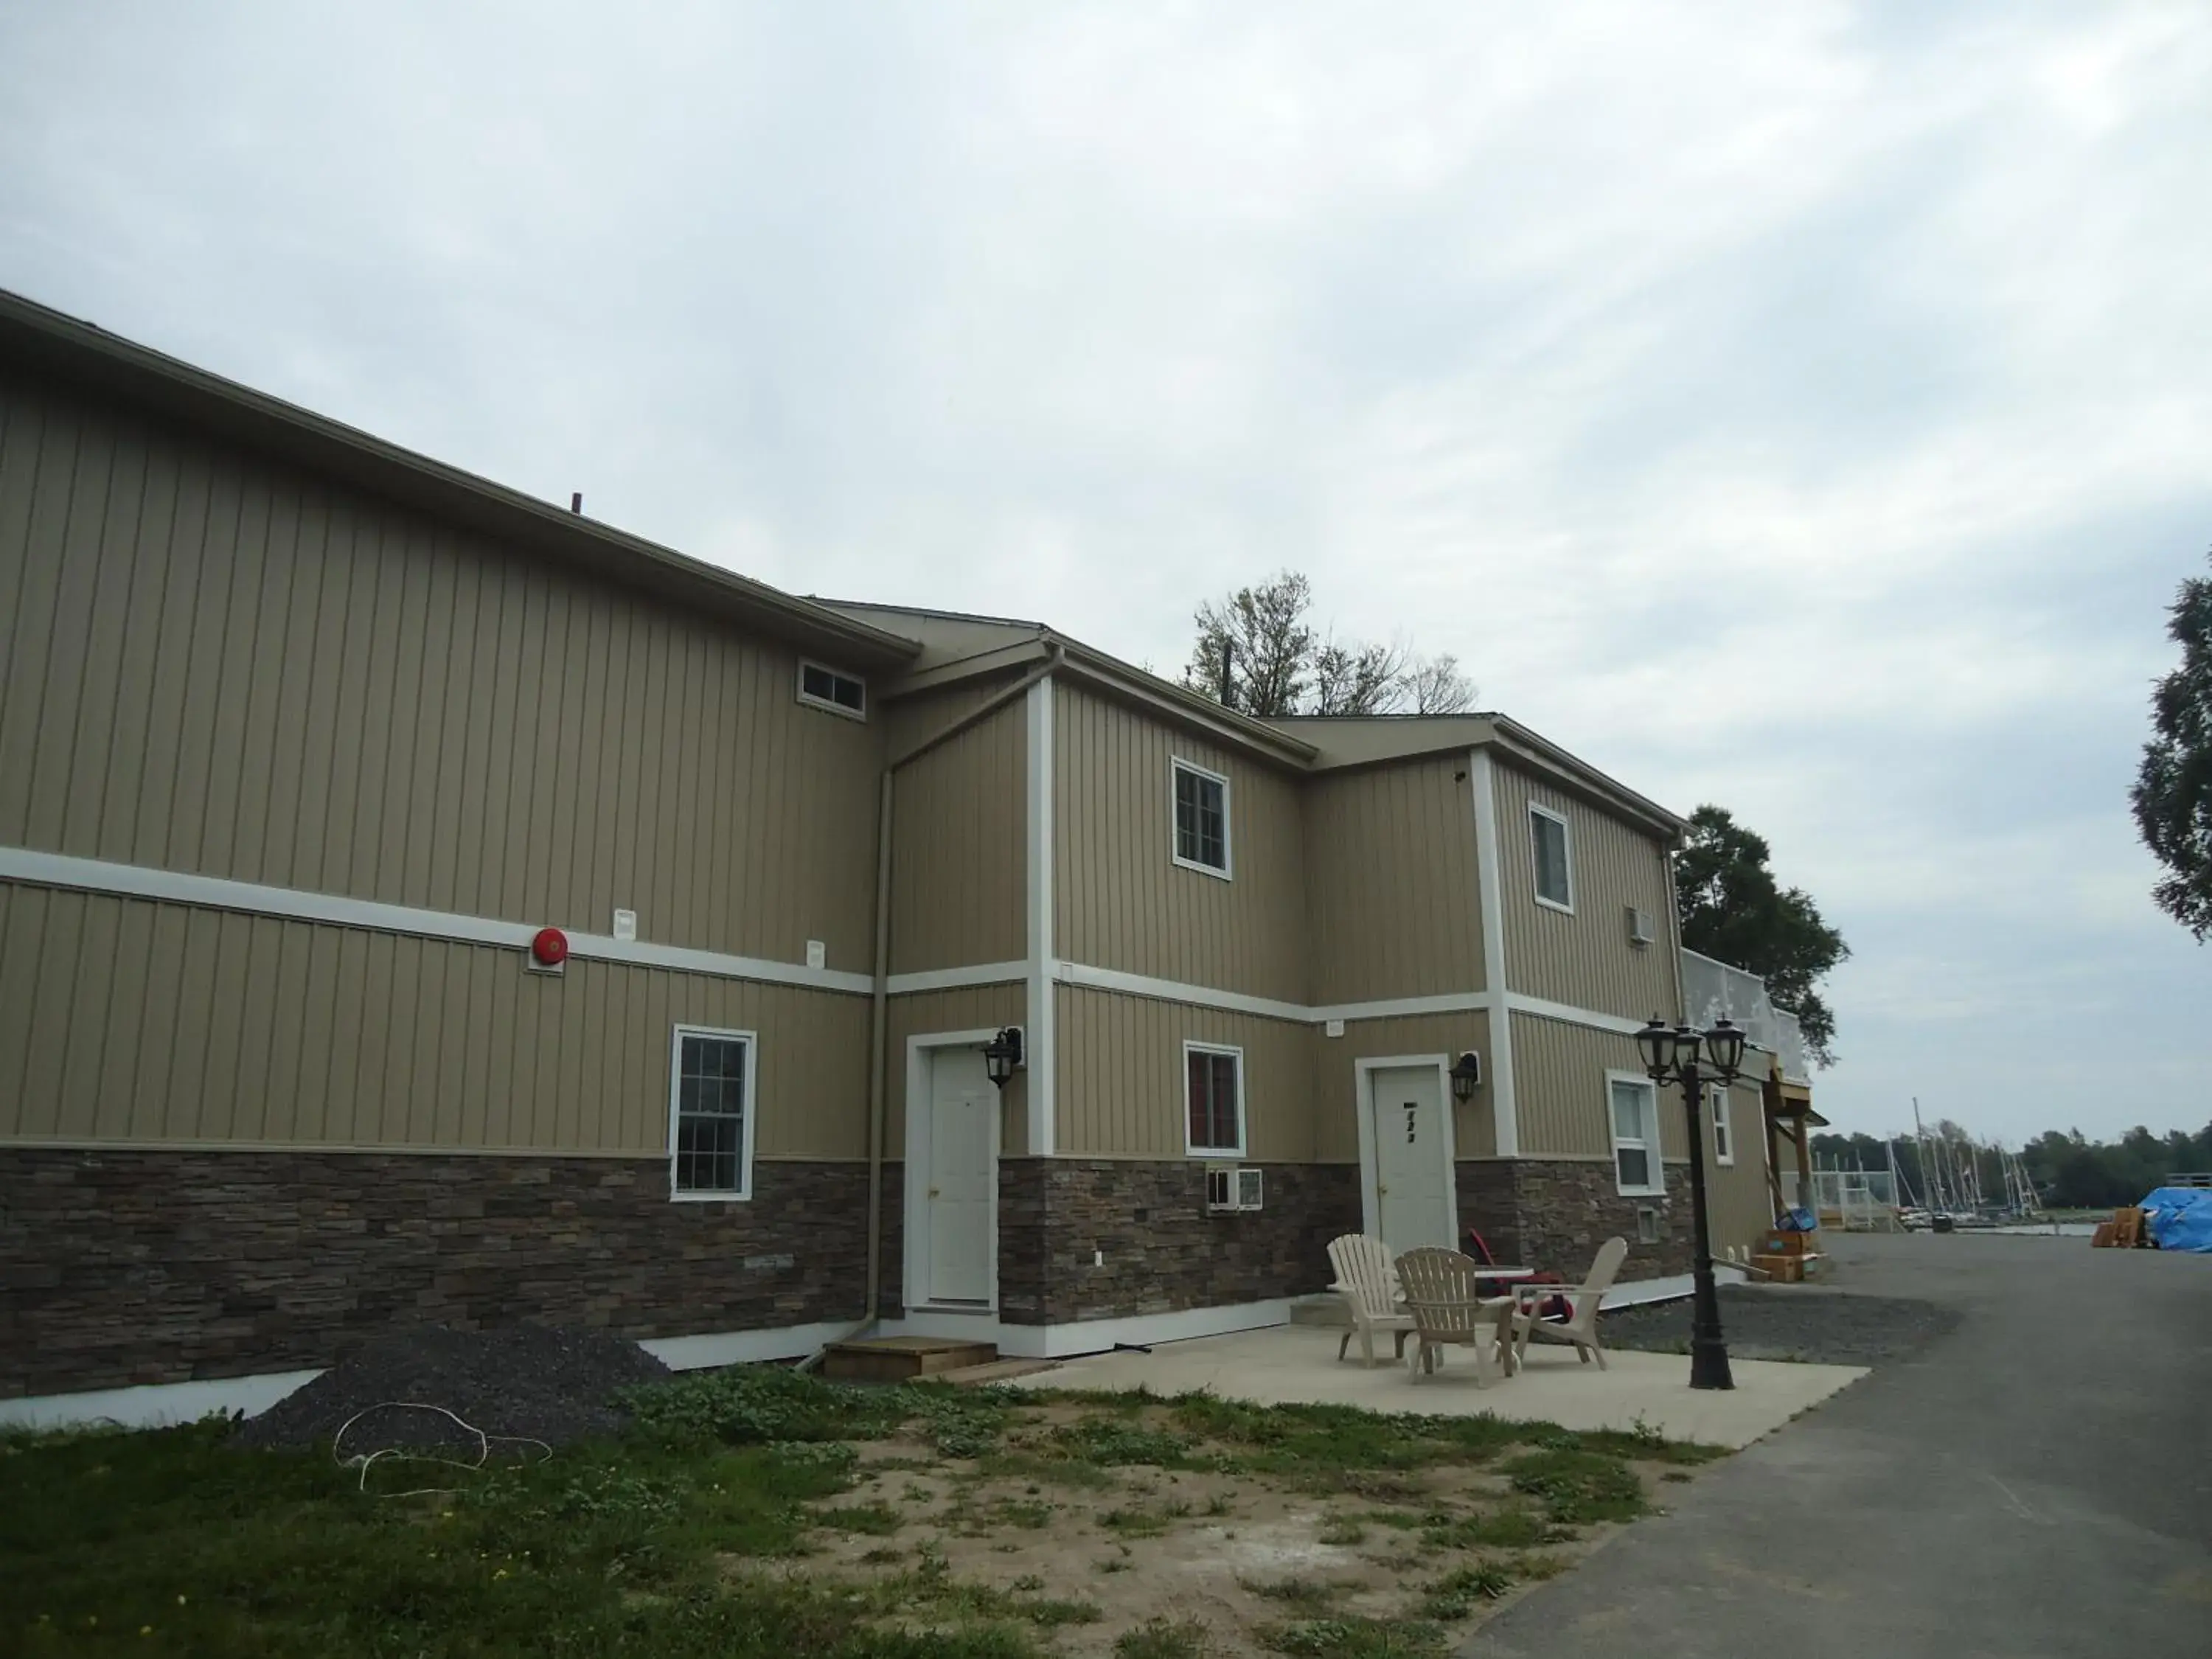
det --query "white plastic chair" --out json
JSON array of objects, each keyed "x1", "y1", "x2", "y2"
[
  {"x1": 1512, "y1": 1236, "x2": 1629, "y2": 1370},
  {"x1": 1326, "y1": 1234, "x2": 1416, "y2": 1368},
  {"x1": 1396, "y1": 1246, "x2": 1518, "y2": 1387}
]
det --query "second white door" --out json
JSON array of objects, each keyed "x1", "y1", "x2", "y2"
[
  {"x1": 1368, "y1": 1064, "x2": 1456, "y2": 1258},
  {"x1": 922, "y1": 1045, "x2": 995, "y2": 1306}
]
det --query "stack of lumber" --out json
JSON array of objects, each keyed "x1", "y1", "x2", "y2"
[{"x1": 2091, "y1": 1207, "x2": 2146, "y2": 1248}]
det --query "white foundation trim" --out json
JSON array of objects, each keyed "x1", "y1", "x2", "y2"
[
  {"x1": 1026, "y1": 678, "x2": 1057, "y2": 1157},
  {"x1": 1469, "y1": 751, "x2": 1519, "y2": 1155},
  {"x1": 641, "y1": 1321, "x2": 860, "y2": 1371},
  {"x1": 1600, "y1": 1265, "x2": 1747, "y2": 1311},
  {"x1": 880, "y1": 1298, "x2": 1294, "y2": 1358},
  {"x1": 888, "y1": 961, "x2": 1029, "y2": 995},
  {"x1": 0, "y1": 846, "x2": 873, "y2": 996}
]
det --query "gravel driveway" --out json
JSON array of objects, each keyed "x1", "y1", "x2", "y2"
[{"x1": 1600, "y1": 1281, "x2": 1961, "y2": 1366}]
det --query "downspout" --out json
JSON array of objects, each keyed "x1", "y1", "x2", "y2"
[{"x1": 799, "y1": 644, "x2": 1063, "y2": 1369}]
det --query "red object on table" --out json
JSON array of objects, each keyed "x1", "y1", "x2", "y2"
[{"x1": 1466, "y1": 1225, "x2": 1573, "y2": 1321}]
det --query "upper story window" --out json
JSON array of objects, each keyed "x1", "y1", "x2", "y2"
[
  {"x1": 798, "y1": 660, "x2": 866, "y2": 720},
  {"x1": 1184, "y1": 1041, "x2": 1245, "y2": 1156},
  {"x1": 1608, "y1": 1074, "x2": 1663, "y2": 1196},
  {"x1": 1172, "y1": 759, "x2": 1232, "y2": 878},
  {"x1": 669, "y1": 1026, "x2": 756, "y2": 1200},
  {"x1": 1529, "y1": 803, "x2": 1574, "y2": 912}
]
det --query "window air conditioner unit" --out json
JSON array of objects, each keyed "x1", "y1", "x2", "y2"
[
  {"x1": 1205, "y1": 1164, "x2": 1264, "y2": 1213},
  {"x1": 1627, "y1": 906, "x2": 1655, "y2": 947}
]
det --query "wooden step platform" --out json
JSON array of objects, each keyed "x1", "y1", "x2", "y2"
[{"x1": 819, "y1": 1335, "x2": 998, "y2": 1382}]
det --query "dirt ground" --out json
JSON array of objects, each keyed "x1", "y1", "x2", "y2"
[{"x1": 734, "y1": 1399, "x2": 1705, "y2": 1657}]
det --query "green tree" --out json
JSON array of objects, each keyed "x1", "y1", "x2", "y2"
[
  {"x1": 2132, "y1": 549, "x2": 2212, "y2": 937},
  {"x1": 1184, "y1": 570, "x2": 1474, "y2": 717},
  {"x1": 1674, "y1": 805, "x2": 1849, "y2": 1067}
]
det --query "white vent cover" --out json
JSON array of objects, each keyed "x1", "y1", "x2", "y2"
[{"x1": 1627, "y1": 906, "x2": 1655, "y2": 947}]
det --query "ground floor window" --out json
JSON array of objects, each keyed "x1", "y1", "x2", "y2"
[
  {"x1": 670, "y1": 1026, "x2": 756, "y2": 1199},
  {"x1": 1607, "y1": 1073, "x2": 1663, "y2": 1196},
  {"x1": 1712, "y1": 1085, "x2": 1735, "y2": 1165},
  {"x1": 1184, "y1": 1041, "x2": 1245, "y2": 1156}
]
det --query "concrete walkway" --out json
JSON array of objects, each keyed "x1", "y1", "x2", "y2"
[
  {"x1": 1010, "y1": 1322, "x2": 1865, "y2": 1450},
  {"x1": 1463, "y1": 1233, "x2": 2212, "y2": 1658}
]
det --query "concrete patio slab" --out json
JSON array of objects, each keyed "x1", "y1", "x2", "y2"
[{"x1": 1008, "y1": 1323, "x2": 1865, "y2": 1449}]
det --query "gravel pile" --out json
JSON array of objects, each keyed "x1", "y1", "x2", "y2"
[
  {"x1": 232, "y1": 1325, "x2": 672, "y2": 1455},
  {"x1": 1601, "y1": 1284, "x2": 1962, "y2": 1366}
]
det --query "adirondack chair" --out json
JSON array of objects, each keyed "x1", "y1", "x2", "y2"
[
  {"x1": 1326, "y1": 1234, "x2": 1416, "y2": 1368},
  {"x1": 1394, "y1": 1246, "x2": 1518, "y2": 1386},
  {"x1": 1511, "y1": 1236, "x2": 1629, "y2": 1370}
]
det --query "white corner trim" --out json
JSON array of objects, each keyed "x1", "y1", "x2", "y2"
[
  {"x1": 1503, "y1": 992, "x2": 1649, "y2": 1036},
  {"x1": 1599, "y1": 1265, "x2": 1747, "y2": 1312},
  {"x1": 886, "y1": 961, "x2": 1029, "y2": 995},
  {"x1": 1054, "y1": 959, "x2": 1312, "y2": 1024},
  {"x1": 1026, "y1": 677, "x2": 1057, "y2": 1157},
  {"x1": 641, "y1": 1320, "x2": 869, "y2": 1370},
  {"x1": 0, "y1": 1367, "x2": 328, "y2": 1431},
  {"x1": 1469, "y1": 751, "x2": 1519, "y2": 1157},
  {"x1": 0, "y1": 846, "x2": 874, "y2": 995}
]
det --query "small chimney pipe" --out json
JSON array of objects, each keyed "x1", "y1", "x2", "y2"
[
  {"x1": 1219, "y1": 641, "x2": 1235, "y2": 711},
  {"x1": 570, "y1": 492, "x2": 583, "y2": 515}
]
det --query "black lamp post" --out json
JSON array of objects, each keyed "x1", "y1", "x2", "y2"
[
  {"x1": 983, "y1": 1027, "x2": 1023, "y2": 1090},
  {"x1": 1635, "y1": 1013, "x2": 1747, "y2": 1391}
]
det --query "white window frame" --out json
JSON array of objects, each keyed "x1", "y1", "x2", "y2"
[
  {"x1": 1711, "y1": 1081, "x2": 1735, "y2": 1166},
  {"x1": 1169, "y1": 757, "x2": 1234, "y2": 880},
  {"x1": 1182, "y1": 1039, "x2": 1247, "y2": 1157},
  {"x1": 668, "y1": 1024, "x2": 759, "y2": 1202},
  {"x1": 1529, "y1": 802, "x2": 1575, "y2": 914},
  {"x1": 796, "y1": 658, "x2": 867, "y2": 721},
  {"x1": 1605, "y1": 1069, "x2": 1664, "y2": 1197}
]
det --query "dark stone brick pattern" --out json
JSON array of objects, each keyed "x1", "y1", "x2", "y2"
[
  {"x1": 995, "y1": 1158, "x2": 1360, "y2": 1325},
  {"x1": 0, "y1": 1149, "x2": 885, "y2": 1399},
  {"x1": 1506, "y1": 1159, "x2": 1694, "y2": 1281}
]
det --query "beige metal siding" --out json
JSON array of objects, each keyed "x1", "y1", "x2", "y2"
[
  {"x1": 1054, "y1": 681, "x2": 1307, "y2": 1002},
  {"x1": 883, "y1": 982, "x2": 1029, "y2": 1158},
  {"x1": 1314, "y1": 1010, "x2": 1498, "y2": 1164},
  {"x1": 1509, "y1": 1010, "x2": 1688, "y2": 1162},
  {"x1": 0, "y1": 884, "x2": 868, "y2": 1158},
  {"x1": 1705, "y1": 1076, "x2": 1776, "y2": 1259},
  {"x1": 1054, "y1": 984, "x2": 1312, "y2": 1161},
  {"x1": 1493, "y1": 760, "x2": 1677, "y2": 1021},
  {"x1": 887, "y1": 691, "x2": 1026, "y2": 973},
  {"x1": 0, "y1": 375, "x2": 883, "y2": 970},
  {"x1": 1304, "y1": 758, "x2": 1484, "y2": 1004}
]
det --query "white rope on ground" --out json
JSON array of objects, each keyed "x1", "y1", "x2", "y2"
[{"x1": 330, "y1": 1402, "x2": 553, "y2": 1497}]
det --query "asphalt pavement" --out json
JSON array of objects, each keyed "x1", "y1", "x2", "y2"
[{"x1": 1464, "y1": 1231, "x2": 2212, "y2": 1659}]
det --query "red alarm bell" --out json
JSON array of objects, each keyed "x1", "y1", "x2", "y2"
[{"x1": 530, "y1": 926, "x2": 569, "y2": 967}]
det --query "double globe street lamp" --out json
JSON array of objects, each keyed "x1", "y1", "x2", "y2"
[{"x1": 1635, "y1": 1013, "x2": 1749, "y2": 1391}]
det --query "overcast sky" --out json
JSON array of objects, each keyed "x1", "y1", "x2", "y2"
[{"x1": 4, "y1": 2, "x2": 2208, "y2": 1148}]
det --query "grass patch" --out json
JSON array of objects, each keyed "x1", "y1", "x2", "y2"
[
  {"x1": 1502, "y1": 1449, "x2": 1646, "y2": 1525},
  {"x1": 1420, "y1": 1503, "x2": 1551, "y2": 1551},
  {"x1": 1316, "y1": 1514, "x2": 1366, "y2": 1546},
  {"x1": 1244, "y1": 1576, "x2": 1345, "y2": 1613},
  {"x1": 811, "y1": 1501, "x2": 904, "y2": 1534},
  {"x1": 1420, "y1": 1562, "x2": 1515, "y2": 1619},
  {"x1": 976, "y1": 1450, "x2": 1114, "y2": 1490},
  {"x1": 1262, "y1": 1615, "x2": 1450, "y2": 1657},
  {"x1": 1050, "y1": 1417, "x2": 1200, "y2": 1469},
  {"x1": 1117, "y1": 1615, "x2": 1215, "y2": 1658}
]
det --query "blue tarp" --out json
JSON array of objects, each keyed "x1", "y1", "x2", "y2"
[{"x1": 2138, "y1": 1187, "x2": 2212, "y2": 1253}]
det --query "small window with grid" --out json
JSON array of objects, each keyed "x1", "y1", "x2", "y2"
[
  {"x1": 1184, "y1": 1041, "x2": 1245, "y2": 1156},
  {"x1": 669, "y1": 1026, "x2": 754, "y2": 1199},
  {"x1": 1172, "y1": 759, "x2": 1231, "y2": 877}
]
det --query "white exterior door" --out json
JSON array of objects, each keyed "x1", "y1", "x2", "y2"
[
  {"x1": 1369, "y1": 1065, "x2": 1456, "y2": 1257},
  {"x1": 922, "y1": 1046, "x2": 995, "y2": 1305}
]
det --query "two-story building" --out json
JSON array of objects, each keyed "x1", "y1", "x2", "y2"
[{"x1": 0, "y1": 289, "x2": 1773, "y2": 1420}]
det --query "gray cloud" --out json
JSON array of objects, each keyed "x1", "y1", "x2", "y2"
[{"x1": 4, "y1": 0, "x2": 2208, "y2": 1144}]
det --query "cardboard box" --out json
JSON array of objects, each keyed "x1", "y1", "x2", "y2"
[
  {"x1": 1759, "y1": 1231, "x2": 1815, "y2": 1257},
  {"x1": 1752, "y1": 1253, "x2": 1805, "y2": 1283}
]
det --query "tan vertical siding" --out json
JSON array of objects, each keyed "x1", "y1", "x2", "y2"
[
  {"x1": 1303, "y1": 758, "x2": 1484, "y2": 1004},
  {"x1": 1053, "y1": 681, "x2": 1306, "y2": 1001},
  {"x1": 1492, "y1": 760, "x2": 1677, "y2": 1021},
  {"x1": 1312, "y1": 1010, "x2": 1499, "y2": 1164},
  {"x1": 1054, "y1": 985, "x2": 1312, "y2": 1161},
  {"x1": 0, "y1": 885, "x2": 868, "y2": 1158},
  {"x1": 0, "y1": 375, "x2": 883, "y2": 970},
  {"x1": 886, "y1": 692, "x2": 1026, "y2": 973},
  {"x1": 883, "y1": 983, "x2": 1029, "y2": 1158},
  {"x1": 1705, "y1": 1076, "x2": 1778, "y2": 1259},
  {"x1": 1509, "y1": 1011, "x2": 1688, "y2": 1161}
]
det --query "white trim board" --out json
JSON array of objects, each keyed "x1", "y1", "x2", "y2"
[
  {"x1": 0, "y1": 846, "x2": 874, "y2": 996},
  {"x1": 1469, "y1": 751, "x2": 1520, "y2": 1156},
  {"x1": 1056, "y1": 959, "x2": 1492, "y2": 1029},
  {"x1": 888, "y1": 961, "x2": 1028, "y2": 995},
  {"x1": 1600, "y1": 1265, "x2": 1747, "y2": 1311},
  {"x1": 1025, "y1": 677, "x2": 1057, "y2": 1157},
  {"x1": 881, "y1": 1298, "x2": 1293, "y2": 1359}
]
